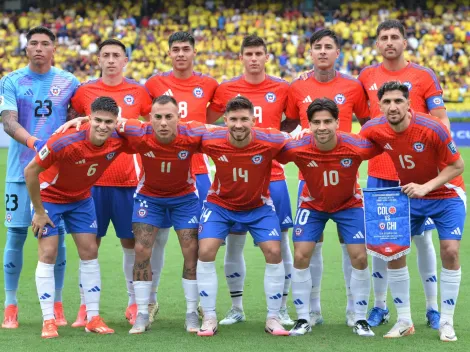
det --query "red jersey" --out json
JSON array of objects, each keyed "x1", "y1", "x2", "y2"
[
  {"x1": 277, "y1": 132, "x2": 381, "y2": 212},
  {"x1": 358, "y1": 62, "x2": 446, "y2": 181},
  {"x1": 117, "y1": 119, "x2": 206, "y2": 198},
  {"x1": 71, "y1": 78, "x2": 152, "y2": 187},
  {"x1": 201, "y1": 127, "x2": 288, "y2": 211},
  {"x1": 210, "y1": 74, "x2": 289, "y2": 181},
  {"x1": 36, "y1": 125, "x2": 130, "y2": 203},
  {"x1": 360, "y1": 111, "x2": 464, "y2": 199},
  {"x1": 145, "y1": 71, "x2": 219, "y2": 175}
]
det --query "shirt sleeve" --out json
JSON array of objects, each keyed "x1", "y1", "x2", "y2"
[
  {"x1": 70, "y1": 86, "x2": 87, "y2": 115},
  {"x1": 0, "y1": 75, "x2": 18, "y2": 113},
  {"x1": 34, "y1": 138, "x2": 59, "y2": 169},
  {"x1": 144, "y1": 76, "x2": 162, "y2": 99},
  {"x1": 353, "y1": 83, "x2": 371, "y2": 119},
  {"x1": 209, "y1": 85, "x2": 226, "y2": 113},
  {"x1": 421, "y1": 68, "x2": 445, "y2": 110},
  {"x1": 139, "y1": 87, "x2": 153, "y2": 119},
  {"x1": 435, "y1": 126, "x2": 461, "y2": 165},
  {"x1": 357, "y1": 136, "x2": 383, "y2": 160},
  {"x1": 285, "y1": 84, "x2": 300, "y2": 120}
]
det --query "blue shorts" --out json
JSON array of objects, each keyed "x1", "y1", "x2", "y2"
[
  {"x1": 32, "y1": 198, "x2": 97, "y2": 237},
  {"x1": 199, "y1": 201, "x2": 281, "y2": 243},
  {"x1": 230, "y1": 180, "x2": 292, "y2": 233},
  {"x1": 5, "y1": 182, "x2": 31, "y2": 227},
  {"x1": 367, "y1": 176, "x2": 436, "y2": 232},
  {"x1": 292, "y1": 207, "x2": 366, "y2": 244},
  {"x1": 133, "y1": 192, "x2": 200, "y2": 230},
  {"x1": 91, "y1": 186, "x2": 134, "y2": 239},
  {"x1": 196, "y1": 173, "x2": 212, "y2": 209},
  {"x1": 410, "y1": 197, "x2": 466, "y2": 240}
]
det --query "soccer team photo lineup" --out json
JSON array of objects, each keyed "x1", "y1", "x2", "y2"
[{"x1": 0, "y1": 1, "x2": 468, "y2": 344}]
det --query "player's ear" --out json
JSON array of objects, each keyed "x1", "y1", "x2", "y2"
[
  {"x1": 403, "y1": 38, "x2": 408, "y2": 50},
  {"x1": 239, "y1": 53, "x2": 243, "y2": 62}
]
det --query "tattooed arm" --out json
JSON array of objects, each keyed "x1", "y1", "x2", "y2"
[
  {"x1": 66, "y1": 106, "x2": 81, "y2": 121},
  {"x1": 2, "y1": 110, "x2": 33, "y2": 146}
]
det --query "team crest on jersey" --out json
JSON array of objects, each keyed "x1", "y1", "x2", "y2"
[
  {"x1": 50, "y1": 86, "x2": 61, "y2": 96},
  {"x1": 106, "y1": 152, "x2": 116, "y2": 160},
  {"x1": 252, "y1": 154, "x2": 263, "y2": 164},
  {"x1": 294, "y1": 227, "x2": 303, "y2": 236},
  {"x1": 403, "y1": 81, "x2": 412, "y2": 91},
  {"x1": 334, "y1": 94, "x2": 346, "y2": 105},
  {"x1": 178, "y1": 150, "x2": 189, "y2": 160},
  {"x1": 340, "y1": 158, "x2": 352, "y2": 168},
  {"x1": 379, "y1": 222, "x2": 386, "y2": 230},
  {"x1": 124, "y1": 94, "x2": 135, "y2": 105},
  {"x1": 265, "y1": 92, "x2": 277, "y2": 103},
  {"x1": 193, "y1": 87, "x2": 204, "y2": 98},
  {"x1": 413, "y1": 142, "x2": 425, "y2": 152},
  {"x1": 5, "y1": 213, "x2": 12, "y2": 223}
]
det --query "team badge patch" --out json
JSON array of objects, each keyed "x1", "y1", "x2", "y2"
[
  {"x1": 178, "y1": 150, "x2": 189, "y2": 160},
  {"x1": 403, "y1": 81, "x2": 412, "y2": 91},
  {"x1": 340, "y1": 158, "x2": 352, "y2": 168},
  {"x1": 433, "y1": 97, "x2": 443, "y2": 105},
  {"x1": 124, "y1": 94, "x2": 135, "y2": 105},
  {"x1": 137, "y1": 208, "x2": 147, "y2": 218},
  {"x1": 42, "y1": 227, "x2": 48, "y2": 235},
  {"x1": 50, "y1": 86, "x2": 61, "y2": 96},
  {"x1": 106, "y1": 152, "x2": 116, "y2": 160},
  {"x1": 265, "y1": 92, "x2": 276, "y2": 103},
  {"x1": 252, "y1": 154, "x2": 263, "y2": 164},
  {"x1": 39, "y1": 145, "x2": 50, "y2": 160},
  {"x1": 294, "y1": 227, "x2": 303, "y2": 236},
  {"x1": 334, "y1": 94, "x2": 346, "y2": 105},
  {"x1": 193, "y1": 87, "x2": 204, "y2": 98},
  {"x1": 413, "y1": 142, "x2": 425, "y2": 152},
  {"x1": 447, "y1": 141, "x2": 458, "y2": 155},
  {"x1": 379, "y1": 222, "x2": 385, "y2": 230},
  {"x1": 5, "y1": 213, "x2": 12, "y2": 223}
]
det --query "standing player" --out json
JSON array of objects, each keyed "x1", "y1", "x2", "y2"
[
  {"x1": 285, "y1": 29, "x2": 370, "y2": 326},
  {"x1": 197, "y1": 96, "x2": 289, "y2": 337},
  {"x1": 361, "y1": 81, "x2": 464, "y2": 341},
  {"x1": 24, "y1": 97, "x2": 129, "y2": 338},
  {"x1": 0, "y1": 26, "x2": 79, "y2": 328},
  {"x1": 277, "y1": 98, "x2": 381, "y2": 336},
  {"x1": 206, "y1": 34, "x2": 294, "y2": 326},
  {"x1": 69, "y1": 38, "x2": 153, "y2": 327},
  {"x1": 145, "y1": 32, "x2": 218, "y2": 310},
  {"x1": 358, "y1": 20, "x2": 449, "y2": 329}
]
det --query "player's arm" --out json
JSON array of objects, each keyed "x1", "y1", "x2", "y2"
[
  {"x1": 354, "y1": 83, "x2": 371, "y2": 126},
  {"x1": 66, "y1": 106, "x2": 81, "y2": 121},
  {"x1": 429, "y1": 108, "x2": 450, "y2": 131},
  {"x1": 206, "y1": 105, "x2": 223, "y2": 124}
]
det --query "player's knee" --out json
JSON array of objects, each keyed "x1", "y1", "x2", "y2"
[
  {"x1": 349, "y1": 252, "x2": 368, "y2": 270},
  {"x1": 293, "y1": 252, "x2": 310, "y2": 269},
  {"x1": 39, "y1": 248, "x2": 58, "y2": 264},
  {"x1": 440, "y1": 244, "x2": 459, "y2": 267},
  {"x1": 76, "y1": 242, "x2": 98, "y2": 261},
  {"x1": 387, "y1": 256, "x2": 407, "y2": 269},
  {"x1": 134, "y1": 242, "x2": 152, "y2": 259},
  {"x1": 198, "y1": 246, "x2": 217, "y2": 262},
  {"x1": 262, "y1": 245, "x2": 282, "y2": 264}
]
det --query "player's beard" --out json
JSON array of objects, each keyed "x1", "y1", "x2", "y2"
[
  {"x1": 230, "y1": 129, "x2": 250, "y2": 142},
  {"x1": 387, "y1": 111, "x2": 406, "y2": 126}
]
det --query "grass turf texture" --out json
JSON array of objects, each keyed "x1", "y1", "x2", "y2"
[{"x1": 0, "y1": 126, "x2": 469, "y2": 351}]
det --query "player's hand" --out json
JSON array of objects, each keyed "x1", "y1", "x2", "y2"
[
  {"x1": 298, "y1": 69, "x2": 314, "y2": 81},
  {"x1": 54, "y1": 116, "x2": 89, "y2": 134},
  {"x1": 401, "y1": 183, "x2": 432, "y2": 198},
  {"x1": 293, "y1": 128, "x2": 311, "y2": 140},
  {"x1": 32, "y1": 212, "x2": 55, "y2": 239}
]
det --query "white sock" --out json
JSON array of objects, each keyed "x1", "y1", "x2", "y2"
[
  {"x1": 182, "y1": 278, "x2": 198, "y2": 314},
  {"x1": 197, "y1": 260, "x2": 217, "y2": 318},
  {"x1": 341, "y1": 244, "x2": 354, "y2": 312},
  {"x1": 224, "y1": 234, "x2": 246, "y2": 310},
  {"x1": 372, "y1": 256, "x2": 388, "y2": 309},
  {"x1": 265, "y1": 261, "x2": 285, "y2": 318},
  {"x1": 150, "y1": 228, "x2": 169, "y2": 304},
  {"x1": 414, "y1": 230, "x2": 438, "y2": 311},
  {"x1": 350, "y1": 267, "x2": 371, "y2": 321},
  {"x1": 78, "y1": 261, "x2": 85, "y2": 305},
  {"x1": 388, "y1": 266, "x2": 411, "y2": 323},
  {"x1": 123, "y1": 247, "x2": 136, "y2": 306},
  {"x1": 291, "y1": 267, "x2": 311, "y2": 321},
  {"x1": 440, "y1": 267, "x2": 461, "y2": 326},
  {"x1": 281, "y1": 231, "x2": 293, "y2": 309},
  {"x1": 133, "y1": 281, "x2": 152, "y2": 315},
  {"x1": 309, "y1": 243, "x2": 323, "y2": 313},
  {"x1": 36, "y1": 261, "x2": 55, "y2": 321},
  {"x1": 80, "y1": 259, "x2": 101, "y2": 320}
]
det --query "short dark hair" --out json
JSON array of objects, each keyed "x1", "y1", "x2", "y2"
[
  {"x1": 241, "y1": 34, "x2": 267, "y2": 54},
  {"x1": 309, "y1": 29, "x2": 340, "y2": 48},
  {"x1": 91, "y1": 96, "x2": 119, "y2": 116},
  {"x1": 225, "y1": 96, "x2": 254, "y2": 115},
  {"x1": 307, "y1": 98, "x2": 339, "y2": 122},
  {"x1": 377, "y1": 81, "x2": 409, "y2": 101},
  {"x1": 152, "y1": 95, "x2": 178, "y2": 108},
  {"x1": 26, "y1": 26, "x2": 55, "y2": 42},
  {"x1": 376, "y1": 20, "x2": 406, "y2": 38},
  {"x1": 168, "y1": 31, "x2": 195, "y2": 49},
  {"x1": 98, "y1": 39, "x2": 127, "y2": 55}
]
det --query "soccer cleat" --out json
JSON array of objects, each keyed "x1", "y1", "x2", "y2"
[
  {"x1": 383, "y1": 320, "x2": 415, "y2": 338},
  {"x1": 71, "y1": 304, "x2": 87, "y2": 327},
  {"x1": 126, "y1": 303, "x2": 137, "y2": 325},
  {"x1": 148, "y1": 302, "x2": 159, "y2": 323},
  {"x1": 129, "y1": 313, "x2": 150, "y2": 334},
  {"x1": 439, "y1": 322, "x2": 457, "y2": 342},
  {"x1": 353, "y1": 320, "x2": 375, "y2": 337},
  {"x1": 85, "y1": 316, "x2": 114, "y2": 334},
  {"x1": 346, "y1": 310, "x2": 355, "y2": 327},
  {"x1": 2, "y1": 304, "x2": 19, "y2": 329},
  {"x1": 278, "y1": 307, "x2": 294, "y2": 326},
  {"x1": 54, "y1": 302, "x2": 68, "y2": 326},
  {"x1": 426, "y1": 309, "x2": 440, "y2": 330},
  {"x1": 198, "y1": 316, "x2": 218, "y2": 336},
  {"x1": 265, "y1": 316, "x2": 290, "y2": 336},
  {"x1": 367, "y1": 307, "x2": 390, "y2": 327},
  {"x1": 41, "y1": 319, "x2": 59, "y2": 339},
  {"x1": 289, "y1": 319, "x2": 311, "y2": 336},
  {"x1": 309, "y1": 311, "x2": 324, "y2": 326},
  {"x1": 219, "y1": 307, "x2": 246, "y2": 325},
  {"x1": 185, "y1": 312, "x2": 200, "y2": 333}
]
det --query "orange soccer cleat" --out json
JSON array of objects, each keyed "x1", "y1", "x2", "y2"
[
  {"x1": 85, "y1": 316, "x2": 114, "y2": 334},
  {"x1": 2, "y1": 304, "x2": 19, "y2": 329},
  {"x1": 71, "y1": 304, "x2": 87, "y2": 328},
  {"x1": 41, "y1": 319, "x2": 59, "y2": 339},
  {"x1": 125, "y1": 303, "x2": 137, "y2": 325},
  {"x1": 54, "y1": 302, "x2": 68, "y2": 326}
]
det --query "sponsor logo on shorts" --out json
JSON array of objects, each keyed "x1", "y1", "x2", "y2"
[
  {"x1": 252, "y1": 154, "x2": 263, "y2": 164},
  {"x1": 334, "y1": 94, "x2": 346, "y2": 105},
  {"x1": 193, "y1": 87, "x2": 204, "y2": 98},
  {"x1": 340, "y1": 158, "x2": 352, "y2": 168},
  {"x1": 124, "y1": 94, "x2": 135, "y2": 105},
  {"x1": 137, "y1": 208, "x2": 147, "y2": 218},
  {"x1": 106, "y1": 152, "x2": 116, "y2": 160},
  {"x1": 413, "y1": 142, "x2": 425, "y2": 152},
  {"x1": 294, "y1": 227, "x2": 303, "y2": 236},
  {"x1": 265, "y1": 92, "x2": 276, "y2": 103},
  {"x1": 178, "y1": 150, "x2": 189, "y2": 160}
]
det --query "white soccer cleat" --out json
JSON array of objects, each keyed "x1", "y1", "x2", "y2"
[
  {"x1": 219, "y1": 307, "x2": 246, "y2": 325},
  {"x1": 198, "y1": 316, "x2": 218, "y2": 336},
  {"x1": 309, "y1": 311, "x2": 324, "y2": 326},
  {"x1": 129, "y1": 313, "x2": 150, "y2": 334},
  {"x1": 353, "y1": 320, "x2": 375, "y2": 337},
  {"x1": 148, "y1": 303, "x2": 159, "y2": 324},
  {"x1": 383, "y1": 320, "x2": 415, "y2": 338},
  {"x1": 185, "y1": 312, "x2": 199, "y2": 333},
  {"x1": 289, "y1": 319, "x2": 311, "y2": 336},
  {"x1": 278, "y1": 307, "x2": 294, "y2": 326},
  {"x1": 265, "y1": 316, "x2": 289, "y2": 336},
  {"x1": 346, "y1": 310, "x2": 355, "y2": 327},
  {"x1": 439, "y1": 322, "x2": 457, "y2": 342}
]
